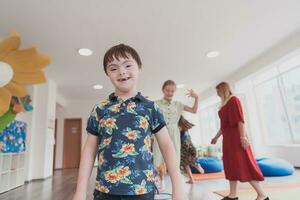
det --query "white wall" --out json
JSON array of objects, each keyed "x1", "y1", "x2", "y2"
[
  {"x1": 18, "y1": 80, "x2": 57, "y2": 181},
  {"x1": 16, "y1": 87, "x2": 34, "y2": 181},
  {"x1": 54, "y1": 104, "x2": 64, "y2": 169},
  {"x1": 43, "y1": 80, "x2": 56, "y2": 177},
  {"x1": 54, "y1": 99, "x2": 98, "y2": 169}
]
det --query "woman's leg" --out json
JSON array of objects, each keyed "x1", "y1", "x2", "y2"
[
  {"x1": 228, "y1": 180, "x2": 238, "y2": 198},
  {"x1": 249, "y1": 181, "x2": 267, "y2": 200},
  {"x1": 184, "y1": 165, "x2": 194, "y2": 184}
]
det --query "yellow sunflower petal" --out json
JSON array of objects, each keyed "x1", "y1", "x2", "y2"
[
  {"x1": 4, "y1": 81, "x2": 28, "y2": 97},
  {"x1": 0, "y1": 32, "x2": 20, "y2": 60},
  {"x1": 12, "y1": 70, "x2": 46, "y2": 84},
  {"x1": 3, "y1": 48, "x2": 51, "y2": 72},
  {"x1": 0, "y1": 88, "x2": 12, "y2": 116}
]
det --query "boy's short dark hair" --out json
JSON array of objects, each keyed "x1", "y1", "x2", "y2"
[{"x1": 103, "y1": 44, "x2": 142, "y2": 74}]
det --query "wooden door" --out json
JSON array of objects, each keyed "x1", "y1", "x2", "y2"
[{"x1": 63, "y1": 118, "x2": 82, "y2": 169}]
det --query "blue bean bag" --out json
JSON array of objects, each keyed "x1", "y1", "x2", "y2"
[
  {"x1": 255, "y1": 156, "x2": 268, "y2": 162},
  {"x1": 257, "y1": 158, "x2": 294, "y2": 177},
  {"x1": 191, "y1": 157, "x2": 223, "y2": 173}
]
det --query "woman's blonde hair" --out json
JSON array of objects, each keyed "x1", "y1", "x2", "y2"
[{"x1": 215, "y1": 82, "x2": 233, "y2": 104}]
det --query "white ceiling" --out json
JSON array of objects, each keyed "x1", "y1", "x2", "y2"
[{"x1": 1, "y1": 0, "x2": 300, "y2": 101}]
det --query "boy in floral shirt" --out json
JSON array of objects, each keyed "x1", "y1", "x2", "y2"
[{"x1": 73, "y1": 44, "x2": 184, "y2": 200}]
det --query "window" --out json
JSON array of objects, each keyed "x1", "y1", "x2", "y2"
[
  {"x1": 199, "y1": 103, "x2": 220, "y2": 144},
  {"x1": 280, "y1": 66, "x2": 300, "y2": 143},
  {"x1": 254, "y1": 53, "x2": 300, "y2": 144},
  {"x1": 255, "y1": 78, "x2": 292, "y2": 144}
]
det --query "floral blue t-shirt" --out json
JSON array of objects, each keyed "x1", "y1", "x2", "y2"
[{"x1": 86, "y1": 92, "x2": 166, "y2": 195}]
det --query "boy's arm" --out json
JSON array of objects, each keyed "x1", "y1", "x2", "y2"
[
  {"x1": 155, "y1": 127, "x2": 186, "y2": 200},
  {"x1": 73, "y1": 134, "x2": 98, "y2": 200}
]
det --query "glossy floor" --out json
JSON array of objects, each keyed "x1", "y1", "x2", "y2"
[{"x1": 1, "y1": 168, "x2": 299, "y2": 200}]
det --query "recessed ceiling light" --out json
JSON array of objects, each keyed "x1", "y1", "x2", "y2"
[
  {"x1": 93, "y1": 84, "x2": 103, "y2": 89},
  {"x1": 176, "y1": 84, "x2": 185, "y2": 89},
  {"x1": 78, "y1": 48, "x2": 93, "y2": 56},
  {"x1": 206, "y1": 51, "x2": 220, "y2": 58}
]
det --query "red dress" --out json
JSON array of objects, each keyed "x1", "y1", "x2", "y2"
[{"x1": 219, "y1": 96, "x2": 264, "y2": 182}]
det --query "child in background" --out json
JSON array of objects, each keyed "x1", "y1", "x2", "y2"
[
  {"x1": 179, "y1": 116, "x2": 204, "y2": 184},
  {"x1": 153, "y1": 80, "x2": 199, "y2": 190}
]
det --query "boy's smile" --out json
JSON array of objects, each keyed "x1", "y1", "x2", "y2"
[{"x1": 118, "y1": 77, "x2": 131, "y2": 82}]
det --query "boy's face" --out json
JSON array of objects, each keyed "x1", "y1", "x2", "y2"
[{"x1": 106, "y1": 55, "x2": 140, "y2": 94}]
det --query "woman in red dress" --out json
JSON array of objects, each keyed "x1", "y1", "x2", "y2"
[{"x1": 211, "y1": 82, "x2": 269, "y2": 200}]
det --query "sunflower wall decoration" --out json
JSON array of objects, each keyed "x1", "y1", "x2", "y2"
[{"x1": 0, "y1": 32, "x2": 51, "y2": 131}]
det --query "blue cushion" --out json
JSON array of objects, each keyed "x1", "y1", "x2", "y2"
[
  {"x1": 257, "y1": 158, "x2": 294, "y2": 177},
  {"x1": 255, "y1": 156, "x2": 268, "y2": 162},
  {"x1": 191, "y1": 157, "x2": 223, "y2": 173}
]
